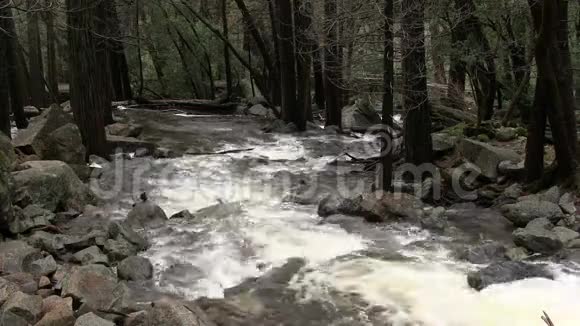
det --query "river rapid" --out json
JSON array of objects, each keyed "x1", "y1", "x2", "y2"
[{"x1": 101, "y1": 110, "x2": 580, "y2": 326}]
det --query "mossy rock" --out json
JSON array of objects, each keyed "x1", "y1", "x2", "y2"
[
  {"x1": 442, "y1": 123, "x2": 467, "y2": 138},
  {"x1": 477, "y1": 134, "x2": 491, "y2": 142}
]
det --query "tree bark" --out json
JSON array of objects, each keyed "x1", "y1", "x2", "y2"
[
  {"x1": 0, "y1": 2, "x2": 11, "y2": 137},
  {"x1": 381, "y1": 0, "x2": 394, "y2": 191},
  {"x1": 95, "y1": 1, "x2": 114, "y2": 124},
  {"x1": 45, "y1": 0, "x2": 59, "y2": 103},
  {"x1": 324, "y1": 0, "x2": 343, "y2": 128},
  {"x1": 222, "y1": 0, "x2": 233, "y2": 98},
  {"x1": 294, "y1": 0, "x2": 313, "y2": 124},
  {"x1": 313, "y1": 48, "x2": 325, "y2": 112},
  {"x1": 66, "y1": 0, "x2": 109, "y2": 158},
  {"x1": 447, "y1": 17, "x2": 467, "y2": 110},
  {"x1": 27, "y1": 0, "x2": 47, "y2": 108},
  {"x1": 402, "y1": 0, "x2": 432, "y2": 165},
  {"x1": 105, "y1": 0, "x2": 133, "y2": 101}
]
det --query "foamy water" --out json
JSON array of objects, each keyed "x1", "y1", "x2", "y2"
[{"x1": 138, "y1": 131, "x2": 580, "y2": 325}]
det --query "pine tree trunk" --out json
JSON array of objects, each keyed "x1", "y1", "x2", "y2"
[
  {"x1": 447, "y1": 20, "x2": 467, "y2": 109},
  {"x1": 0, "y1": 4, "x2": 10, "y2": 138},
  {"x1": 324, "y1": 0, "x2": 343, "y2": 128},
  {"x1": 222, "y1": 0, "x2": 233, "y2": 98},
  {"x1": 95, "y1": 1, "x2": 114, "y2": 124},
  {"x1": 267, "y1": 0, "x2": 281, "y2": 106},
  {"x1": 381, "y1": 0, "x2": 394, "y2": 191},
  {"x1": 313, "y1": 48, "x2": 325, "y2": 112},
  {"x1": 402, "y1": 0, "x2": 432, "y2": 165},
  {"x1": 105, "y1": 0, "x2": 133, "y2": 101},
  {"x1": 276, "y1": 0, "x2": 300, "y2": 129},
  {"x1": 45, "y1": 0, "x2": 59, "y2": 103},
  {"x1": 27, "y1": 0, "x2": 47, "y2": 108},
  {"x1": 66, "y1": 0, "x2": 109, "y2": 158},
  {"x1": 294, "y1": 0, "x2": 313, "y2": 124}
]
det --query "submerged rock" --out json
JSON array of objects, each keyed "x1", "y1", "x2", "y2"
[
  {"x1": 191, "y1": 201, "x2": 243, "y2": 220},
  {"x1": 457, "y1": 242, "x2": 507, "y2": 264},
  {"x1": 467, "y1": 261, "x2": 553, "y2": 291}
]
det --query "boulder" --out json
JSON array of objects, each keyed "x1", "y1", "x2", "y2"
[
  {"x1": 457, "y1": 242, "x2": 507, "y2": 264},
  {"x1": 125, "y1": 311, "x2": 148, "y2": 326},
  {"x1": 505, "y1": 247, "x2": 529, "y2": 261},
  {"x1": 1, "y1": 291, "x2": 42, "y2": 324},
  {"x1": 467, "y1": 261, "x2": 553, "y2": 291},
  {"x1": 4, "y1": 273, "x2": 38, "y2": 294},
  {"x1": 39, "y1": 276, "x2": 51, "y2": 288},
  {"x1": 0, "y1": 134, "x2": 15, "y2": 233},
  {"x1": 74, "y1": 313, "x2": 114, "y2": 326},
  {"x1": 103, "y1": 238, "x2": 138, "y2": 262},
  {"x1": 127, "y1": 201, "x2": 168, "y2": 229},
  {"x1": 106, "y1": 123, "x2": 143, "y2": 138},
  {"x1": 552, "y1": 226, "x2": 580, "y2": 244},
  {"x1": 107, "y1": 221, "x2": 149, "y2": 252},
  {"x1": 247, "y1": 104, "x2": 273, "y2": 118},
  {"x1": 153, "y1": 147, "x2": 178, "y2": 159},
  {"x1": 9, "y1": 204, "x2": 55, "y2": 234},
  {"x1": 36, "y1": 301, "x2": 75, "y2": 326},
  {"x1": 61, "y1": 265, "x2": 129, "y2": 314},
  {"x1": 42, "y1": 296, "x2": 73, "y2": 315},
  {"x1": 559, "y1": 192, "x2": 576, "y2": 215},
  {"x1": 147, "y1": 300, "x2": 215, "y2": 326},
  {"x1": 170, "y1": 210, "x2": 194, "y2": 220},
  {"x1": 29, "y1": 255, "x2": 58, "y2": 277},
  {"x1": 498, "y1": 160, "x2": 525, "y2": 179},
  {"x1": 461, "y1": 138, "x2": 520, "y2": 179},
  {"x1": 23, "y1": 105, "x2": 41, "y2": 118},
  {"x1": 0, "y1": 133, "x2": 16, "y2": 170},
  {"x1": 27, "y1": 231, "x2": 68, "y2": 257},
  {"x1": 43, "y1": 123, "x2": 86, "y2": 165},
  {"x1": 72, "y1": 246, "x2": 109, "y2": 266},
  {"x1": 0, "y1": 240, "x2": 43, "y2": 274},
  {"x1": 503, "y1": 184, "x2": 522, "y2": 199},
  {"x1": 13, "y1": 104, "x2": 74, "y2": 157},
  {"x1": 341, "y1": 99, "x2": 382, "y2": 132},
  {"x1": 107, "y1": 135, "x2": 155, "y2": 153},
  {"x1": 191, "y1": 202, "x2": 243, "y2": 220},
  {"x1": 513, "y1": 218, "x2": 563, "y2": 255},
  {"x1": 117, "y1": 256, "x2": 153, "y2": 281},
  {"x1": 12, "y1": 161, "x2": 95, "y2": 212},
  {"x1": 432, "y1": 133, "x2": 458, "y2": 155},
  {"x1": 495, "y1": 127, "x2": 518, "y2": 142},
  {"x1": 0, "y1": 278, "x2": 20, "y2": 305},
  {"x1": 501, "y1": 200, "x2": 564, "y2": 227}
]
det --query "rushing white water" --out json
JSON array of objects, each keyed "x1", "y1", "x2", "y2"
[{"x1": 137, "y1": 129, "x2": 580, "y2": 325}]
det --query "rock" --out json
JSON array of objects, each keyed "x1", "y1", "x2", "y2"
[
  {"x1": 12, "y1": 161, "x2": 95, "y2": 212},
  {"x1": 61, "y1": 265, "x2": 129, "y2": 314},
  {"x1": 13, "y1": 104, "x2": 74, "y2": 157},
  {"x1": 501, "y1": 200, "x2": 564, "y2": 227},
  {"x1": 39, "y1": 276, "x2": 51, "y2": 288},
  {"x1": 457, "y1": 242, "x2": 507, "y2": 264},
  {"x1": 505, "y1": 247, "x2": 529, "y2": 261},
  {"x1": 0, "y1": 132, "x2": 16, "y2": 170},
  {"x1": 461, "y1": 138, "x2": 520, "y2": 179},
  {"x1": 29, "y1": 255, "x2": 58, "y2": 277},
  {"x1": 495, "y1": 127, "x2": 517, "y2": 142},
  {"x1": 432, "y1": 133, "x2": 458, "y2": 155},
  {"x1": 74, "y1": 313, "x2": 114, "y2": 326},
  {"x1": 28, "y1": 231, "x2": 68, "y2": 257},
  {"x1": 0, "y1": 134, "x2": 15, "y2": 233},
  {"x1": 117, "y1": 256, "x2": 153, "y2": 281},
  {"x1": 107, "y1": 135, "x2": 155, "y2": 153},
  {"x1": 498, "y1": 160, "x2": 525, "y2": 179},
  {"x1": 552, "y1": 226, "x2": 580, "y2": 244},
  {"x1": 103, "y1": 238, "x2": 138, "y2": 262},
  {"x1": 191, "y1": 202, "x2": 243, "y2": 220},
  {"x1": 37, "y1": 289, "x2": 55, "y2": 298},
  {"x1": 467, "y1": 261, "x2": 553, "y2": 291},
  {"x1": 0, "y1": 240, "x2": 42, "y2": 274},
  {"x1": 42, "y1": 296, "x2": 73, "y2": 315},
  {"x1": 263, "y1": 119, "x2": 297, "y2": 133},
  {"x1": 0, "y1": 310, "x2": 29, "y2": 326},
  {"x1": 147, "y1": 300, "x2": 215, "y2": 326},
  {"x1": 9, "y1": 205, "x2": 55, "y2": 234},
  {"x1": 153, "y1": 147, "x2": 177, "y2": 159},
  {"x1": 541, "y1": 186, "x2": 561, "y2": 204},
  {"x1": 170, "y1": 210, "x2": 194, "y2": 220},
  {"x1": 23, "y1": 105, "x2": 41, "y2": 118},
  {"x1": 127, "y1": 201, "x2": 168, "y2": 229},
  {"x1": 107, "y1": 221, "x2": 149, "y2": 252},
  {"x1": 125, "y1": 311, "x2": 148, "y2": 326},
  {"x1": 0, "y1": 278, "x2": 20, "y2": 305},
  {"x1": 72, "y1": 246, "x2": 109, "y2": 266},
  {"x1": 503, "y1": 184, "x2": 522, "y2": 199},
  {"x1": 559, "y1": 192, "x2": 576, "y2": 215},
  {"x1": 134, "y1": 148, "x2": 150, "y2": 158},
  {"x1": 513, "y1": 219, "x2": 563, "y2": 255},
  {"x1": 247, "y1": 104, "x2": 273, "y2": 118},
  {"x1": 44, "y1": 123, "x2": 86, "y2": 165},
  {"x1": 1, "y1": 291, "x2": 42, "y2": 323},
  {"x1": 106, "y1": 123, "x2": 143, "y2": 138},
  {"x1": 420, "y1": 207, "x2": 448, "y2": 231},
  {"x1": 36, "y1": 299, "x2": 75, "y2": 326},
  {"x1": 341, "y1": 99, "x2": 382, "y2": 132},
  {"x1": 3, "y1": 273, "x2": 36, "y2": 295}
]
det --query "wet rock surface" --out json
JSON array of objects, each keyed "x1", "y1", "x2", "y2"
[{"x1": 467, "y1": 261, "x2": 553, "y2": 290}]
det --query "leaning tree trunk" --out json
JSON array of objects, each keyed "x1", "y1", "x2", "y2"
[
  {"x1": 66, "y1": 0, "x2": 109, "y2": 158},
  {"x1": 294, "y1": 0, "x2": 313, "y2": 124},
  {"x1": 324, "y1": 0, "x2": 343, "y2": 128},
  {"x1": 402, "y1": 0, "x2": 433, "y2": 165},
  {"x1": 381, "y1": 0, "x2": 395, "y2": 191},
  {"x1": 2, "y1": 0, "x2": 28, "y2": 129},
  {"x1": 526, "y1": 0, "x2": 577, "y2": 181},
  {"x1": 27, "y1": 0, "x2": 47, "y2": 108}
]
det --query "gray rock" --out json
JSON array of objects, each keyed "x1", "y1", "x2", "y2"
[
  {"x1": 503, "y1": 184, "x2": 522, "y2": 199},
  {"x1": 153, "y1": 147, "x2": 178, "y2": 159},
  {"x1": 505, "y1": 247, "x2": 529, "y2": 261},
  {"x1": 0, "y1": 134, "x2": 15, "y2": 234},
  {"x1": 170, "y1": 210, "x2": 195, "y2": 220},
  {"x1": 0, "y1": 240, "x2": 42, "y2": 274},
  {"x1": 541, "y1": 186, "x2": 561, "y2": 204},
  {"x1": 74, "y1": 312, "x2": 114, "y2": 326},
  {"x1": 107, "y1": 222, "x2": 149, "y2": 251},
  {"x1": 28, "y1": 231, "x2": 68, "y2": 256},
  {"x1": 1, "y1": 291, "x2": 42, "y2": 323},
  {"x1": 23, "y1": 105, "x2": 41, "y2": 118},
  {"x1": 72, "y1": 246, "x2": 109, "y2": 266},
  {"x1": 147, "y1": 300, "x2": 215, "y2": 326},
  {"x1": 12, "y1": 161, "x2": 95, "y2": 212},
  {"x1": 0, "y1": 310, "x2": 29, "y2": 326},
  {"x1": 103, "y1": 238, "x2": 138, "y2": 262},
  {"x1": 107, "y1": 135, "x2": 156, "y2": 153},
  {"x1": 559, "y1": 192, "x2": 576, "y2": 215},
  {"x1": 39, "y1": 276, "x2": 51, "y2": 288},
  {"x1": 0, "y1": 132, "x2": 16, "y2": 170},
  {"x1": 9, "y1": 205, "x2": 55, "y2": 234},
  {"x1": 420, "y1": 207, "x2": 448, "y2": 231},
  {"x1": 513, "y1": 219, "x2": 563, "y2": 255},
  {"x1": 61, "y1": 265, "x2": 129, "y2": 314},
  {"x1": 501, "y1": 200, "x2": 564, "y2": 227},
  {"x1": 29, "y1": 255, "x2": 58, "y2": 276},
  {"x1": 341, "y1": 98, "x2": 382, "y2": 132},
  {"x1": 495, "y1": 127, "x2": 517, "y2": 142},
  {"x1": 44, "y1": 123, "x2": 86, "y2": 165},
  {"x1": 125, "y1": 311, "x2": 148, "y2": 326},
  {"x1": 498, "y1": 160, "x2": 525, "y2": 179},
  {"x1": 36, "y1": 298, "x2": 75, "y2": 326},
  {"x1": 432, "y1": 133, "x2": 457, "y2": 155},
  {"x1": 117, "y1": 256, "x2": 153, "y2": 281},
  {"x1": 247, "y1": 104, "x2": 273, "y2": 118},
  {"x1": 458, "y1": 242, "x2": 507, "y2": 264},
  {"x1": 461, "y1": 138, "x2": 521, "y2": 180},
  {"x1": 467, "y1": 261, "x2": 553, "y2": 291},
  {"x1": 4, "y1": 273, "x2": 38, "y2": 294},
  {"x1": 192, "y1": 202, "x2": 243, "y2": 220},
  {"x1": 106, "y1": 123, "x2": 143, "y2": 138},
  {"x1": 552, "y1": 226, "x2": 580, "y2": 244},
  {"x1": 0, "y1": 278, "x2": 20, "y2": 306},
  {"x1": 127, "y1": 201, "x2": 168, "y2": 229}
]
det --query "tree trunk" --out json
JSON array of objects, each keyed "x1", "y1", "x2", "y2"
[
  {"x1": 447, "y1": 18, "x2": 467, "y2": 109},
  {"x1": 526, "y1": 0, "x2": 577, "y2": 181},
  {"x1": 2, "y1": 1, "x2": 28, "y2": 129},
  {"x1": 324, "y1": 0, "x2": 343, "y2": 128},
  {"x1": 276, "y1": 0, "x2": 301, "y2": 129},
  {"x1": 27, "y1": 0, "x2": 47, "y2": 108},
  {"x1": 266, "y1": 0, "x2": 281, "y2": 105},
  {"x1": 313, "y1": 48, "x2": 325, "y2": 112},
  {"x1": 429, "y1": 21, "x2": 447, "y2": 85},
  {"x1": 95, "y1": 1, "x2": 114, "y2": 124},
  {"x1": 135, "y1": 0, "x2": 144, "y2": 98},
  {"x1": 402, "y1": 0, "x2": 432, "y2": 165},
  {"x1": 294, "y1": 0, "x2": 313, "y2": 124},
  {"x1": 105, "y1": 0, "x2": 133, "y2": 101},
  {"x1": 222, "y1": 0, "x2": 233, "y2": 98},
  {"x1": 0, "y1": 3, "x2": 10, "y2": 137},
  {"x1": 525, "y1": 81, "x2": 546, "y2": 182},
  {"x1": 45, "y1": 0, "x2": 59, "y2": 103},
  {"x1": 66, "y1": 0, "x2": 109, "y2": 158},
  {"x1": 381, "y1": 0, "x2": 394, "y2": 191}
]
